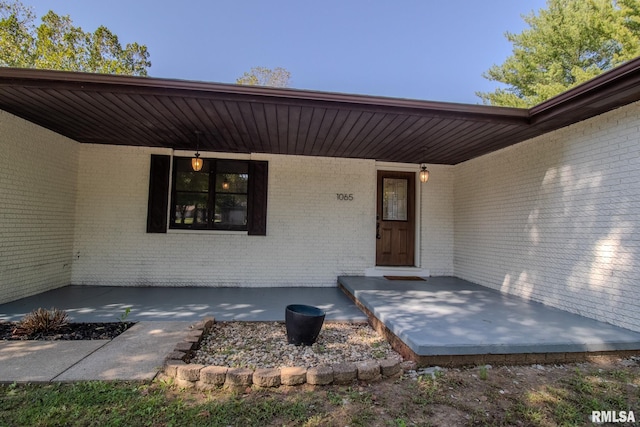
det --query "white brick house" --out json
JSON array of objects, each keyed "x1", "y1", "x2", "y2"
[{"x1": 1, "y1": 60, "x2": 639, "y2": 332}]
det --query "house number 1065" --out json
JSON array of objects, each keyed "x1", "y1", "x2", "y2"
[{"x1": 336, "y1": 193, "x2": 354, "y2": 201}]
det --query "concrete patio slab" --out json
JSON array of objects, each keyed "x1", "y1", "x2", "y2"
[
  {"x1": 338, "y1": 276, "x2": 640, "y2": 357},
  {"x1": 0, "y1": 340, "x2": 107, "y2": 383},
  {"x1": 0, "y1": 286, "x2": 367, "y2": 323}
]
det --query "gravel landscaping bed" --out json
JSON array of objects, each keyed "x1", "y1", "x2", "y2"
[{"x1": 191, "y1": 321, "x2": 401, "y2": 369}]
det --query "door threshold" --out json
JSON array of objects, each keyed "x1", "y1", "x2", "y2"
[{"x1": 364, "y1": 267, "x2": 430, "y2": 277}]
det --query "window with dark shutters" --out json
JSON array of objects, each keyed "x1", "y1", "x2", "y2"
[{"x1": 146, "y1": 155, "x2": 267, "y2": 235}]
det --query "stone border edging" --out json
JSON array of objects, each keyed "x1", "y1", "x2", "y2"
[{"x1": 158, "y1": 317, "x2": 410, "y2": 389}]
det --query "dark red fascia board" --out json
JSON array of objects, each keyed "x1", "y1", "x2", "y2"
[
  {"x1": 2, "y1": 56, "x2": 640, "y2": 129},
  {"x1": 0, "y1": 67, "x2": 529, "y2": 123}
]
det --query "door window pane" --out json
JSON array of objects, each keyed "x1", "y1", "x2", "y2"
[{"x1": 382, "y1": 178, "x2": 408, "y2": 221}]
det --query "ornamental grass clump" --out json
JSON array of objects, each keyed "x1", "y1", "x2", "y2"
[{"x1": 13, "y1": 308, "x2": 69, "y2": 337}]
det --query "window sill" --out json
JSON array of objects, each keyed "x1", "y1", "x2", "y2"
[{"x1": 167, "y1": 229, "x2": 248, "y2": 236}]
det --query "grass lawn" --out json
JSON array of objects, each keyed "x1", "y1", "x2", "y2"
[{"x1": 1, "y1": 358, "x2": 638, "y2": 426}]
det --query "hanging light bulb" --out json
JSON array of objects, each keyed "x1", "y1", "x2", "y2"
[
  {"x1": 192, "y1": 131, "x2": 203, "y2": 171},
  {"x1": 191, "y1": 153, "x2": 203, "y2": 172},
  {"x1": 419, "y1": 164, "x2": 430, "y2": 183}
]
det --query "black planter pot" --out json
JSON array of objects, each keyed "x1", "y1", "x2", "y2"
[{"x1": 285, "y1": 304, "x2": 326, "y2": 346}]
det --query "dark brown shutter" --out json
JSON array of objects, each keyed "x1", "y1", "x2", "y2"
[
  {"x1": 247, "y1": 160, "x2": 268, "y2": 236},
  {"x1": 146, "y1": 154, "x2": 170, "y2": 233}
]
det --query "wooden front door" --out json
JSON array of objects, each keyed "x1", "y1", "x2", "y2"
[{"x1": 376, "y1": 170, "x2": 415, "y2": 266}]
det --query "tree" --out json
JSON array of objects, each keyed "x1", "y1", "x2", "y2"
[
  {"x1": 236, "y1": 66, "x2": 291, "y2": 87},
  {"x1": 0, "y1": 0, "x2": 150, "y2": 76},
  {"x1": 477, "y1": 0, "x2": 640, "y2": 107}
]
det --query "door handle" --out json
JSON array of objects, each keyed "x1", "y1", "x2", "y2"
[{"x1": 376, "y1": 222, "x2": 381, "y2": 239}]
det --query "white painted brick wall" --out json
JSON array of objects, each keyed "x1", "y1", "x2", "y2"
[
  {"x1": 454, "y1": 102, "x2": 640, "y2": 332},
  {"x1": 71, "y1": 147, "x2": 379, "y2": 287},
  {"x1": 419, "y1": 164, "x2": 454, "y2": 275},
  {"x1": 0, "y1": 110, "x2": 78, "y2": 304}
]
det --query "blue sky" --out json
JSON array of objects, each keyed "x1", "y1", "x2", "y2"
[{"x1": 24, "y1": 0, "x2": 548, "y2": 104}]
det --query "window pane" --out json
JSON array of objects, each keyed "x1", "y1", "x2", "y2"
[
  {"x1": 216, "y1": 173, "x2": 248, "y2": 193},
  {"x1": 174, "y1": 158, "x2": 209, "y2": 192},
  {"x1": 175, "y1": 170, "x2": 209, "y2": 192},
  {"x1": 174, "y1": 193, "x2": 209, "y2": 226},
  {"x1": 217, "y1": 160, "x2": 248, "y2": 174},
  {"x1": 214, "y1": 194, "x2": 247, "y2": 229},
  {"x1": 382, "y1": 178, "x2": 408, "y2": 221},
  {"x1": 175, "y1": 157, "x2": 210, "y2": 173}
]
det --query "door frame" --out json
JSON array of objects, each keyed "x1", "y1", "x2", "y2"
[{"x1": 374, "y1": 162, "x2": 422, "y2": 268}]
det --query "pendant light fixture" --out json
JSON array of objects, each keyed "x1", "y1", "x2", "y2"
[
  {"x1": 419, "y1": 164, "x2": 430, "y2": 183},
  {"x1": 191, "y1": 131, "x2": 203, "y2": 171}
]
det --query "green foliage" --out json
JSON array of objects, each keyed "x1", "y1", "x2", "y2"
[
  {"x1": 326, "y1": 390, "x2": 343, "y2": 406},
  {"x1": 0, "y1": 0, "x2": 34, "y2": 67},
  {"x1": 13, "y1": 307, "x2": 68, "y2": 336},
  {"x1": 517, "y1": 366, "x2": 640, "y2": 425},
  {"x1": 478, "y1": 364, "x2": 489, "y2": 380},
  {"x1": 236, "y1": 66, "x2": 291, "y2": 87},
  {"x1": 0, "y1": 364, "x2": 638, "y2": 427},
  {"x1": 394, "y1": 418, "x2": 408, "y2": 427},
  {"x1": 478, "y1": 0, "x2": 640, "y2": 107},
  {"x1": 0, "y1": 0, "x2": 150, "y2": 75},
  {"x1": 0, "y1": 382, "x2": 314, "y2": 427},
  {"x1": 119, "y1": 307, "x2": 131, "y2": 323},
  {"x1": 117, "y1": 307, "x2": 132, "y2": 333}
]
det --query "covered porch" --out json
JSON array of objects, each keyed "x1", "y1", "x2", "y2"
[{"x1": 1, "y1": 64, "x2": 640, "y2": 356}]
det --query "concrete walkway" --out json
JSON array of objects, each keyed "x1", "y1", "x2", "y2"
[{"x1": 0, "y1": 321, "x2": 190, "y2": 383}]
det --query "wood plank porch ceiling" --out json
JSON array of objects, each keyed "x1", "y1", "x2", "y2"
[{"x1": 1, "y1": 58, "x2": 640, "y2": 165}]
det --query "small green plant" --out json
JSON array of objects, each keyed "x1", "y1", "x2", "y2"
[
  {"x1": 394, "y1": 418, "x2": 408, "y2": 427},
  {"x1": 326, "y1": 390, "x2": 343, "y2": 406},
  {"x1": 372, "y1": 349, "x2": 387, "y2": 359},
  {"x1": 117, "y1": 307, "x2": 132, "y2": 333},
  {"x1": 13, "y1": 308, "x2": 68, "y2": 337},
  {"x1": 119, "y1": 307, "x2": 131, "y2": 323},
  {"x1": 479, "y1": 365, "x2": 489, "y2": 381},
  {"x1": 568, "y1": 368, "x2": 593, "y2": 394},
  {"x1": 608, "y1": 369, "x2": 630, "y2": 382},
  {"x1": 345, "y1": 387, "x2": 373, "y2": 404}
]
